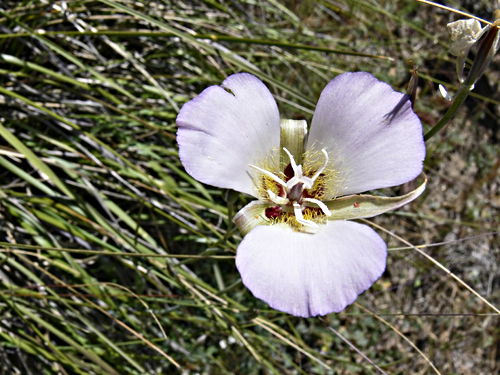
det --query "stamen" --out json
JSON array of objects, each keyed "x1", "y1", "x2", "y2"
[
  {"x1": 309, "y1": 148, "x2": 329, "y2": 184},
  {"x1": 303, "y1": 197, "x2": 332, "y2": 216},
  {"x1": 267, "y1": 189, "x2": 289, "y2": 205},
  {"x1": 282, "y1": 147, "x2": 300, "y2": 177},
  {"x1": 249, "y1": 164, "x2": 287, "y2": 188},
  {"x1": 293, "y1": 202, "x2": 318, "y2": 229}
]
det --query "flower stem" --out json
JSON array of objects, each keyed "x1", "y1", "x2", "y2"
[{"x1": 424, "y1": 83, "x2": 473, "y2": 141}]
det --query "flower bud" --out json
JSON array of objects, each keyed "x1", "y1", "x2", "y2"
[
  {"x1": 466, "y1": 19, "x2": 499, "y2": 85},
  {"x1": 447, "y1": 16, "x2": 499, "y2": 85},
  {"x1": 447, "y1": 19, "x2": 483, "y2": 58}
]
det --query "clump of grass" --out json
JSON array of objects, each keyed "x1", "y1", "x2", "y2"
[{"x1": 0, "y1": 1, "x2": 498, "y2": 374}]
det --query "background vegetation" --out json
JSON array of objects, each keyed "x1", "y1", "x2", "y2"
[{"x1": 0, "y1": 0, "x2": 498, "y2": 374}]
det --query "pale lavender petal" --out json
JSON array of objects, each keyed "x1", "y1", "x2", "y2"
[
  {"x1": 307, "y1": 72, "x2": 425, "y2": 196},
  {"x1": 177, "y1": 73, "x2": 280, "y2": 197},
  {"x1": 236, "y1": 221, "x2": 387, "y2": 317}
]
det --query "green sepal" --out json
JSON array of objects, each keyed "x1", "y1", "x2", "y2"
[
  {"x1": 325, "y1": 175, "x2": 427, "y2": 221},
  {"x1": 279, "y1": 119, "x2": 307, "y2": 168},
  {"x1": 233, "y1": 200, "x2": 272, "y2": 235}
]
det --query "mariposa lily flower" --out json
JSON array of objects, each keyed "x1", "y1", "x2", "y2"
[{"x1": 177, "y1": 72, "x2": 426, "y2": 317}]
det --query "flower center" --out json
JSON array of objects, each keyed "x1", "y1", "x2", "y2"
[{"x1": 250, "y1": 147, "x2": 332, "y2": 231}]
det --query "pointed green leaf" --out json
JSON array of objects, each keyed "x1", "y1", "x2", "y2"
[
  {"x1": 0, "y1": 122, "x2": 73, "y2": 198},
  {"x1": 325, "y1": 176, "x2": 427, "y2": 220}
]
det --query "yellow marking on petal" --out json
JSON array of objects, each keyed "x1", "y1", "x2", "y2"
[
  {"x1": 252, "y1": 148, "x2": 282, "y2": 200},
  {"x1": 265, "y1": 207, "x2": 328, "y2": 232},
  {"x1": 303, "y1": 148, "x2": 342, "y2": 199}
]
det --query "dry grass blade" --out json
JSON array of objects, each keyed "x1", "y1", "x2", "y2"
[
  {"x1": 416, "y1": 0, "x2": 494, "y2": 25},
  {"x1": 355, "y1": 303, "x2": 442, "y2": 375},
  {"x1": 253, "y1": 317, "x2": 332, "y2": 370},
  {"x1": 363, "y1": 219, "x2": 500, "y2": 314},
  {"x1": 321, "y1": 320, "x2": 389, "y2": 375}
]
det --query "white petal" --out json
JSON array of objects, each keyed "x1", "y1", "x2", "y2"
[
  {"x1": 177, "y1": 73, "x2": 280, "y2": 196},
  {"x1": 236, "y1": 221, "x2": 387, "y2": 317},
  {"x1": 307, "y1": 72, "x2": 425, "y2": 196}
]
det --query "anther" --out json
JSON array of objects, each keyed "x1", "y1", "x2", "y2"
[
  {"x1": 293, "y1": 202, "x2": 318, "y2": 230},
  {"x1": 303, "y1": 197, "x2": 332, "y2": 216},
  {"x1": 267, "y1": 189, "x2": 289, "y2": 205},
  {"x1": 282, "y1": 147, "x2": 300, "y2": 176},
  {"x1": 249, "y1": 164, "x2": 287, "y2": 188},
  {"x1": 309, "y1": 148, "x2": 329, "y2": 184}
]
